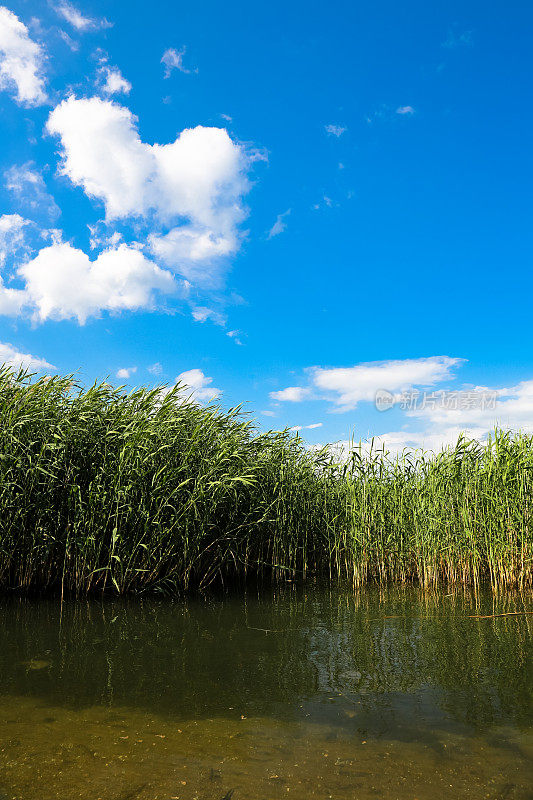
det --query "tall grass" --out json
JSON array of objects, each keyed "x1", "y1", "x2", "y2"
[
  {"x1": 0, "y1": 368, "x2": 530, "y2": 594},
  {"x1": 341, "y1": 435, "x2": 533, "y2": 588}
]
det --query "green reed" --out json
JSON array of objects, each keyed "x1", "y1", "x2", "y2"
[{"x1": 0, "y1": 368, "x2": 530, "y2": 594}]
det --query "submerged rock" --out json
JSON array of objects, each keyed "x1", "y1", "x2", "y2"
[{"x1": 22, "y1": 659, "x2": 52, "y2": 671}]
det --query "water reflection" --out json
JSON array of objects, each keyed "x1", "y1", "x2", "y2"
[{"x1": 0, "y1": 587, "x2": 531, "y2": 799}]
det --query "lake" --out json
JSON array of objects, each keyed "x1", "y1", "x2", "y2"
[{"x1": 0, "y1": 586, "x2": 531, "y2": 799}]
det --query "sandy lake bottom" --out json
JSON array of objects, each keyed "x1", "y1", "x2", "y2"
[{"x1": 0, "y1": 587, "x2": 531, "y2": 799}]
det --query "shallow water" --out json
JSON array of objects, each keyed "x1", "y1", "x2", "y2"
[{"x1": 0, "y1": 587, "x2": 531, "y2": 800}]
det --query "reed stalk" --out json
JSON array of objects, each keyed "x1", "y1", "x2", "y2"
[{"x1": 0, "y1": 368, "x2": 530, "y2": 594}]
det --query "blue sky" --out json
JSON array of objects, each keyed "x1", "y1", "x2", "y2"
[{"x1": 0, "y1": 0, "x2": 532, "y2": 452}]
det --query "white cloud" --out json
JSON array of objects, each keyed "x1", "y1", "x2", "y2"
[
  {"x1": 0, "y1": 283, "x2": 26, "y2": 315},
  {"x1": 328, "y1": 375, "x2": 533, "y2": 457},
  {"x1": 311, "y1": 356, "x2": 463, "y2": 412},
  {"x1": 161, "y1": 47, "x2": 193, "y2": 77},
  {"x1": 325, "y1": 124, "x2": 346, "y2": 137},
  {"x1": 46, "y1": 96, "x2": 249, "y2": 284},
  {"x1": 148, "y1": 362, "x2": 163, "y2": 376},
  {"x1": 58, "y1": 29, "x2": 79, "y2": 51},
  {"x1": 0, "y1": 341, "x2": 54, "y2": 372},
  {"x1": 270, "y1": 386, "x2": 311, "y2": 402},
  {"x1": 365, "y1": 429, "x2": 473, "y2": 457},
  {"x1": 87, "y1": 224, "x2": 122, "y2": 250},
  {"x1": 54, "y1": 2, "x2": 112, "y2": 32},
  {"x1": 267, "y1": 209, "x2": 290, "y2": 239},
  {"x1": 0, "y1": 6, "x2": 47, "y2": 106},
  {"x1": 0, "y1": 213, "x2": 28, "y2": 265},
  {"x1": 47, "y1": 95, "x2": 248, "y2": 226},
  {"x1": 18, "y1": 241, "x2": 176, "y2": 323},
  {"x1": 397, "y1": 380, "x2": 533, "y2": 443},
  {"x1": 98, "y1": 66, "x2": 131, "y2": 95},
  {"x1": 191, "y1": 306, "x2": 226, "y2": 326},
  {"x1": 316, "y1": 433, "x2": 458, "y2": 464},
  {"x1": 116, "y1": 366, "x2": 137, "y2": 379},
  {"x1": 175, "y1": 368, "x2": 221, "y2": 403},
  {"x1": 289, "y1": 422, "x2": 322, "y2": 432},
  {"x1": 5, "y1": 162, "x2": 60, "y2": 220},
  {"x1": 271, "y1": 357, "x2": 462, "y2": 411},
  {"x1": 149, "y1": 226, "x2": 236, "y2": 286},
  {"x1": 46, "y1": 97, "x2": 153, "y2": 220},
  {"x1": 396, "y1": 105, "x2": 415, "y2": 115},
  {"x1": 313, "y1": 195, "x2": 336, "y2": 210},
  {"x1": 0, "y1": 214, "x2": 29, "y2": 315},
  {"x1": 227, "y1": 329, "x2": 243, "y2": 345}
]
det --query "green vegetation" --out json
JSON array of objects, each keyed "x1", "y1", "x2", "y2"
[{"x1": 0, "y1": 368, "x2": 531, "y2": 594}]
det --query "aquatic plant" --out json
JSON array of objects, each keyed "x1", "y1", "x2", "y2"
[{"x1": 0, "y1": 368, "x2": 530, "y2": 594}]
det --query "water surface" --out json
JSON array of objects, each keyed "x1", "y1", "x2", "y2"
[{"x1": 0, "y1": 587, "x2": 531, "y2": 799}]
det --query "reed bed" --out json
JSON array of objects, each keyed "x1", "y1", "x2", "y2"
[{"x1": 0, "y1": 368, "x2": 530, "y2": 594}]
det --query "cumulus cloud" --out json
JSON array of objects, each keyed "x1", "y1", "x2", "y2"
[
  {"x1": 47, "y1": 97, "x2": 153, "y2": 219},
  {"x1": 98, "y1": 66, "x2": 131, "y2": 95},
  {"x1": 54, "y1": 2, "x2": 112, "y2": 32},
  {"x1": 270, "y1": 357, "x2": 464, "y2": 412},
  {"x1": 17, "y1": 241, "x2": 176, "y2": 323},
  {"x1": 47, "y1": 96, "x2": 248, "y2": 226},
  {"x1": 0, "y1": 341, "x2": 54, "y2": 372},
  {"x1": 394, "y1": 380, "x2": 533, "y2": 444},
  {"x1": 325, "y1": 124, "x2": 346, "y2": 137},
  {"x1": 161, "y1": 47, "x2": 193, "y2": 77},
  {"x1": 361, "y1": 379, "x2": 533, "y2": 456},
  {"x1": 46, "y1": 95, "x2": 249, "y2": 285},
  {"x1": 5, "y1": 162, "x2": 60, "y2": 220},
  {"x1": 267, "y1": 209, "x2": 290, "y2": 239},
  {"x1": 396, "y1": 105, "x2": 415, "y2": 115},
  {"x1": 270, "y1": 386, "x2": 311, "y2": 402},
  {"x1": 175, "y1": 368, "x2": 221, "y2": 402},
  {"x1": 0, "y1": 6, "x2": 47, "y2": 106},
  {"x1": 116, "y1": 366, "x2": 137, "y2": 379},
  {"x1": 325, "y1": 373, "x2": 533, "y2": 457},
  {"x1": 149, "y1": 226, "x2": 236, "y2": 286},
  {"x1": 311, "y1": 356, "x2": 463, "y2": 412},
  {"x1": 271, "y1": 357, "x2": 462, "y2": 412}
]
